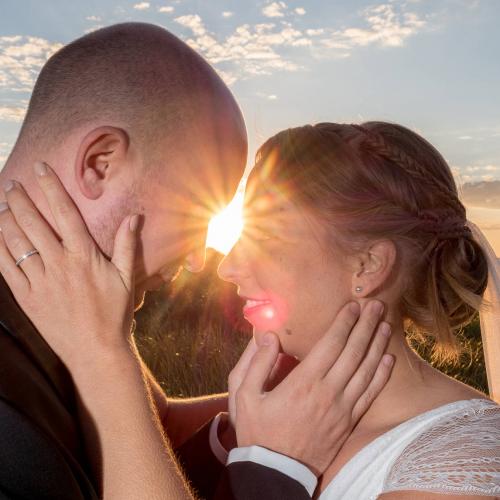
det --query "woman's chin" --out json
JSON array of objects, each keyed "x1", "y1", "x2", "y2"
[{"x1": 253, "y1": 328, "x2": 296, "y2": 357}]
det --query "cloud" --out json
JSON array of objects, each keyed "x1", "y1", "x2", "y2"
[
  {"x1": 222, "y1": 11, "x2": 234, "y2": 18},
  {"x1": 133, "y1": 2, "x2": 150, "y2": 10},
  {"x1": 175, "y1": 14, "x2": 206, "y2": 36},
  {"x1": 0, "y1": 35, "x2": 62, "y2": 92},
  {"x1": 262, "y1": 1, "x2": 287, "y2": 18},
  {"x1": 461, "y1": 181, "x2": 500, "y2": 209},
  {"x1": 85, "y1": 15, "x2": 101, "y2": 21},
  {"x1": 172, "y1": 3, "x2": 428, "y2": 84},
  {"x1": 0, "y1": 142, "x2": 12, "y2": 169},
  {"x1": 0, "y1": 104, "x2": 26, "y2": 122},
  {"x1": 321, "y1": 3, "x2": 425, "y2": 52},
  {"x1": 174, "y1": 17, "x2": 306, "y2": 83},
  {"x1": 295, "y1": 7, "x2": 306, "y2": 15},
  {"x1": 84, "y1": 25, "x2": 104, "y2": 34},
  {"x1": 257, "y1": 92, "x2": 278, "y2": 100},
  {"x1": 158, "y1": 6, "x2": 174, "y2": 13},
  {"x1": 306, "y1": 28, "x2": 325, "y2": 36}
]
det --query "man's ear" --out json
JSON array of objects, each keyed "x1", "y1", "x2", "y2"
[
  {"x1": 351, "y1": 240, "x2": 397, "y2": 297},
  {"x1": 75, "y1": 126, "x2": 130, "y2": 200}
]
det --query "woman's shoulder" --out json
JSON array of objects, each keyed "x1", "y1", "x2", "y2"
[{"x1": 382, "y1": 397, "x2": 500, "y2": 497}]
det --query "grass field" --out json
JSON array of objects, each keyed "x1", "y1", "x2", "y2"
[{"x1": 134, "y1": 250, "x2": 489, "y2": 398}]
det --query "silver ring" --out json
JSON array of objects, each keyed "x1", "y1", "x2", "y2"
[{"x1": 15, "y1": 249, "x2": 40, "y2": 267}]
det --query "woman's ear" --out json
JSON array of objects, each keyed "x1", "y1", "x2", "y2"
[
  {"x1": 351, "y1": 240, "x2": 397, "y2": 297},
  {"x1": 75, "y1": 126, "x2": 130, "y2": 200}
]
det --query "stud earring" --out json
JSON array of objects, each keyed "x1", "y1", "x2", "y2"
[{"x1": 355, "y1": 286, "x2": 363, "y2": 293}]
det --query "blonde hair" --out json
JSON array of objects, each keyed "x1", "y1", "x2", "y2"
[{"x1": 254, "y1": 121, "x2": 488, "y2": 363}]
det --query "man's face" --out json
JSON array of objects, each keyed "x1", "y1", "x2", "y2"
[{"x1": 132, "y1": 138, "x2": 246, "y2": 308}]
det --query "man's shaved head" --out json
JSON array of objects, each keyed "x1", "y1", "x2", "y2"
[
  {"x1": 4, "y1": 22, "x2": 247, "y2": 295},
  {"x1": 15, "y1": 22, "x2": 245, "y2": 175}
]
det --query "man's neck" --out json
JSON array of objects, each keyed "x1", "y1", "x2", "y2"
[
  {"x1": 0, "y1": 153, "x2": 34, "y2": 202},
  {"x1": 0, "y1": 154, "x2": 57, "y2": 235}
]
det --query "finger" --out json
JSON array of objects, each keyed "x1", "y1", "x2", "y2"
[
  {"x1": 111, "y1": 214, "x2": 140, "y2": 293},
  {"x1": 228, "y1": 338, "x2": 259, "y2": 393},
  {"x1": 32, "y1": 161, "x2": 92, "y2": 253},
  {"x1": 266, "y1": 353, "x2": 300, "y2": 391},
  {"x1": 0, "y1": 222, "x2": 30, "y2": 296},
  {"x1": 328, "y1": 300, "x2": 384, "y2": 389},
  {"x1": 341, "y1": 321, "x2": 392, "y2": 402},
  {"x1": 295, "y1": 302, "x2": 361, "y2": 381},
  {"x1": 351, "y1": 354, "x2": 394, "y2": 422},
  {"x1": 3, "y1": 180, "x2": 62, "y2": 260},
  {"x1": 240, "y1": 332, "x2": 280, "y2": 395},
  {"x1": 228, "y1": 338, "x2": 259, "y2": 426},
  {"x1": 0, "y1": 198, "x2": 44, "y2": 281}
]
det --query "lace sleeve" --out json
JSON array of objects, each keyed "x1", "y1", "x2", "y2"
[{"x1": 382, "y1": 402, "x2": 500, "y2": 496}]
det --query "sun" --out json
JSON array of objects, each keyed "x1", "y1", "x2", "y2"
[{"x1": 206, "y1": 190, "x2": 245, "y2": 255}]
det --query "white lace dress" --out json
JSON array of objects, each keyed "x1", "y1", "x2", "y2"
[{"x1": 318, "y1": 398, "x2": 500, "y2": 499}]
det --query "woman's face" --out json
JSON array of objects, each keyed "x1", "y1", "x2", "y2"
[{"x1": 218, "y1": 177, "x2": 354, "y2": 359}]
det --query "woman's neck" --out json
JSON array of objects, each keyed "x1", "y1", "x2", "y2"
[{"x1": 351, "y1": 318, "x2": 483, "y2": 435}]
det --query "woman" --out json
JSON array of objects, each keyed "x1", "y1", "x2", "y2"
[
  {"x1": 0, "y1": 121, "x2": 499, "y2": 499},
  {"x1": 216, "y1": 121, "x2": 500, "y2": 498}
]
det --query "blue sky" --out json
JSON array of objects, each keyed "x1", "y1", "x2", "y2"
[{"x1": 1, "y1": 0, "x2": 499, "y2": 251}]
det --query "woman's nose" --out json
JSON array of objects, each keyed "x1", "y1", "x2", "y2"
[{"x1": 217, "y1": 241, "x2": 248, "y2": 284}]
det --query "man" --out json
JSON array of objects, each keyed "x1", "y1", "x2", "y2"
[
  {"x1": 0, "y1": 21, "x2": 248, "y2": 499},
  {"x1": 0, "y1": 23, "x2": 388, "y2": 499}
]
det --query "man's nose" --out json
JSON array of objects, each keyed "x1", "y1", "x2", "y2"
[{"x1": 184, "y1": 246, "x2": 207, "y2": 273}]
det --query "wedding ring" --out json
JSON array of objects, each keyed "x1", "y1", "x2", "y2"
[{"x1": 15, "y1": 249, "x2": 40, "y2": 267}]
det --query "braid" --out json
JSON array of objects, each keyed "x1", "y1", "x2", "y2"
[{"x1": 351, "y1": 124, "x2": 466, "y2": 218}]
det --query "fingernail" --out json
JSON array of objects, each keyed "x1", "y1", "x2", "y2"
[
  {"x1": 4, "y1": 180, "x2": 15, "y2": 193},
  {"x1": 262, "y1": 332, "x2": 273, "y2": 346},
  {"x1": 129, "y1": 214, "x2": 139, "y2": 232},
  {"x1": 349, "y1": 302, "x2": 360, "y2": 315},
  {"x1": 379, "y1": 322, "x2": 391, "y2": 337},
  {"x1": 34, "y1": 161, "x2": 48, "y2": 176},
  {"x1": 0, "y1": 201, "x2": 8, "y2": 213},
  {"x1": 382, "y1": 354, "x2": 394, "y2": 367},
  {"x1": 372, "y1": 301, "x2": 384, "y2": 316}
]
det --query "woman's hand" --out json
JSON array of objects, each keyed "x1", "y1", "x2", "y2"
[
  {"x1": 0, "y1": 163, "x2": 196, "y2": 499},
  {"x1": 0, "y1": 162, "x2": 139, "y2": 371},
  {"x1": 228, "y1": 301, "x2": 394, "y2": 477}
]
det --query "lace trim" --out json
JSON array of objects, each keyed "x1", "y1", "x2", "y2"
[{"x1": 383, "y1": 400, "x2": 500, "y2": 495}]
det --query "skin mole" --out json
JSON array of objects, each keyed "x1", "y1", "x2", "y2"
[{"x1": 285, "y1": 328, "x2": 292, "y2": 335}]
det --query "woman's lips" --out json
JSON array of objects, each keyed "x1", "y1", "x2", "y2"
[{"x1": 243, "y1": 299, "x2": 275, "y2": 320}]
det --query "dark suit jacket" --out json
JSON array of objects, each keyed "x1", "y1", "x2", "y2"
[
  {"x1": 0, "y1": 275, "x2": 308, "y2": 499},
  {"x1": 176, "y1": 418, "x2": 312, "y2": 500},
  {"x1": 0, "y1": 276, "x2": 98, "y2": 499}
]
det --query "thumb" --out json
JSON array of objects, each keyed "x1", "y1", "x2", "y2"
[
  {"x1": 240, "y1": 332, "x2": 280, "y2": 396},
  {"x1": 111, "y1": 214, "x2": 140, "y2": 292}
]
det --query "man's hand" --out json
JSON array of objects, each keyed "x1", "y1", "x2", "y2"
[{"x1": 229, "y1": 300, "x2": 394, "y2": 476}]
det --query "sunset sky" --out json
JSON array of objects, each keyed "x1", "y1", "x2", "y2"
[{"x1": 0, "y1": 0, "x2": 499, "y2": 254}]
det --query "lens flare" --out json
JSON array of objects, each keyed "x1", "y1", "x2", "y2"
[
  {"x1": 264, "y1": 307, "x2": 275, "y2": 319},
  {"x1": 243, "y1": 293, "x2": 288, "y2": 333},
  {"x1": 206, "y1": 190, "x2": 245, "y2": 254}
]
